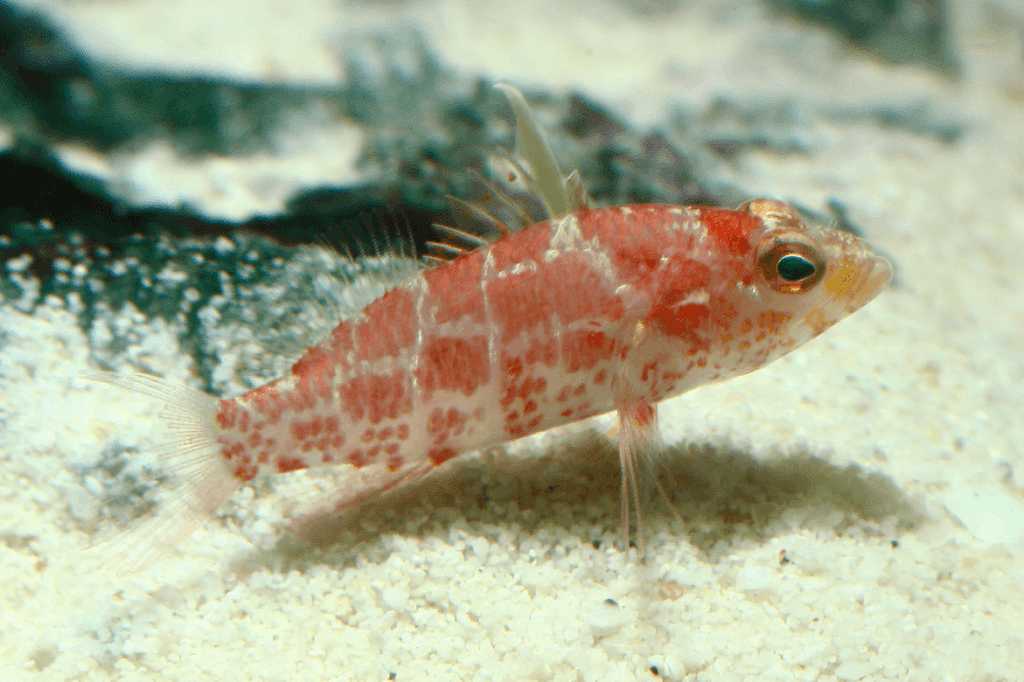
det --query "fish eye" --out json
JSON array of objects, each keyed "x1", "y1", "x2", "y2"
[
  {"x1": 757, "y1": 235, "x2": 826, "y2": 294},
  {"x1": 777, "y1": 254, "x2": 816, "y2": 281}
]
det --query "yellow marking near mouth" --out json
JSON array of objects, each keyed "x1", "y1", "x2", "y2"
[{"x1": 824, "y1": 257, "x2": 864, "y2": 300}]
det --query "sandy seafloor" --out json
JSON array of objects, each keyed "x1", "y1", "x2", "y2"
[{"x1": 1, "y1": 0, "x2": 1023, "y2": 680}]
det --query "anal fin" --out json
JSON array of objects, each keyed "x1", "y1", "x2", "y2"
[{"x1": 284, "y1": 461, "x2": 436, "y2": 546}]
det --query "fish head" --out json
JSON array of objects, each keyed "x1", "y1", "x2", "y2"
[
  {"x1": 694, "y1": 199, "x2": 892, "y2": 378},
  {"x1": 737, "y1": 198, "x2": 892, "y2": 356}
]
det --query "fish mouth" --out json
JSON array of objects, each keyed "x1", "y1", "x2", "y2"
[{"x1": 823, "y1": 249, "x2": 893, "y2": 314}]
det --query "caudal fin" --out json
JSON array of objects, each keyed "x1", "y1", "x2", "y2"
[{"x1": 84, "y1": 373, "x2": 241, "y2": 574}]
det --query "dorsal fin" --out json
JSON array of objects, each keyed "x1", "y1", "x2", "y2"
[
  {"x1": 494, "y1": 82, "x2": 574, "y2": 219},
  {"x1": 256, "y1": 211, "x2": 422, "y2": 364},
  {"x1": 428, "y1": 83, "x2": 591, "y2": 263}
]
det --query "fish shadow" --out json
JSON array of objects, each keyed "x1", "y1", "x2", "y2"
[{"x1": 235, "y1": 428, "x2": 920, "y2": 574}]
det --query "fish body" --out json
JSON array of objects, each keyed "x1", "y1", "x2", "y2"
[
  {"x1": 216, "y1": 202, "x2": 889, "y2": 484},
  {"x1": 92, "y1": 86, "x2": 891, "y2": 571}
]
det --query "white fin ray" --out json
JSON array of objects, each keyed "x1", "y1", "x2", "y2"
[
  {"x1": 82, "y1": 372, "x2": 240, "y2": 574},
  {"x1": 615, "y1": 402, "x2": 665, "y2": 557},
  {"x1": 256, "y1": 211, "x2": 423, "y2": 363},
  {"x1": 494, "y1": 82, "x2": 573, "y2": 219},
  {"x1": 430, "y1": 83, "x2": 591, "y2": 261},
  {"x1": 283, "y1": 461, "x2": 437, "y2": 545},
  {"x1": 616, "y1": 401, "x2": 691, "y2": 557},
  {"x1": 563, "y1": 168, "x2": 592, "y2": 213}
]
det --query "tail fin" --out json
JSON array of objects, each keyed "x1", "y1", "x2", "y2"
[{"x1": 83, "y1": 373, "x2": 241, "y2": 574}]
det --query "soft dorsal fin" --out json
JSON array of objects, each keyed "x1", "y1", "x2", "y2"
[
  {"x1": 257, "y1": 212, "x2": 422, "y2": 363},
  {"x1": 427, "y1": 83, "x2": 591, "y2": 263}
]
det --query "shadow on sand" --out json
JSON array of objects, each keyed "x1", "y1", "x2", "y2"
[{"x1": 232, "y1": 428, "x2": 919, "y2": 575}]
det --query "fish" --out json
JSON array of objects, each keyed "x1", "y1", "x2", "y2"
[{"x1": 88, "y1": 84, "x2": 892, "y2": 571}]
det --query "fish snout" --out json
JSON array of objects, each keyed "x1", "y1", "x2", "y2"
[{"x1": 822, "y1": 243, "x2": 893, "y2": 314}]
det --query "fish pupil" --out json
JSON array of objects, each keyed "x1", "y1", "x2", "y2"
[{"x1": 777, "y1": 253, "x2": 816, "y2": 281}]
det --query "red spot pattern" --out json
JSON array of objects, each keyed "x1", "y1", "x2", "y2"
[
  {"x1": 649, "y1": 302, "x2": 710, "y2": 350},
  {"x1": 207, "y1": 203, "x2": 776, "y2": 489},
  {"x1": 523, "y1": 337, "x2": 558, "y2": 367},
  {"x1": 285, "y1": 378, "x2": 319, "y2": 413},
  {"x1": 426, "y1": 252, "x2": 487, "y2": 324},
  {"x1": 221, "y1": 441, "x2": 245, "y2": 461},
  {"x1": 215, "y1": 399, "x2": 238, "y2": 429},
  {"x1": 218, "y1": 439, "x2": 257, "y2": 481},
  {"x1": 233, "y1": 464, "x2": 258, "y2": 481},
  {"x1": 487, "y1": 268, "x2": 552, "y2": 342},
  {"x1": 277, "y1": 457, "x2": 308, "y2": 473},
  {"x1": 291, "y1": 345, "x2": 337, "y2": 404},
  {"x1": 586, "y1": 207, "x2": 695, "y2": 292},
  {"x1": 710, "y1": 296, "x2": 740, "y2": 332},
  {"x1": 698, "y1": 208, "x2": 758, "y2": 255},
  {"x1": 632, "y1": 403, "x2": 656, "y2": 427},
  {"x1": 428, "y1": 448, "x2": 457, "y2": 466},
  {"x1": 502, "y1": 351, "x2": 551, "y2": 437},
  {"x1": 659, "y1": 260, "x2": 711, "y2": 300},
  {"x1": 489, "y1": 222, "x2": 551, "y2": 272},
  {"x1": 416, "y1": 335, "x2": 490, "y2": 397},
  {"x1": 289, "y1": 416, "x2": 340, "y2": 442},
  {"x1": 427, "y1": 407, "x2": 469, "y2": 446},
  {"x1": 243, "y1": 379, "x2": 287, "y2": 423},
  {"x1": 506, "y1": 413, "x2": 544, "y2": 438},
  {"x1": 487, "y1": 251, "x2": 623, "y2": 343},
  {"x1": 340, "y1": 371, "x2": 412, "y2": 425},
  {"x1": 562, "y1": 330, "x2": 616, "y2": 373},
  {"x1": 546, "y1": 252, "x2": 625, "y2": 323},
  {"x1": 348, "y1": 450, "x2": 367, "y2": 468},
  {"x1": 291, "y1": 344, "x2": 335, "y2": 382},
  {"x1": 500, "y1": 353, "x2": 549, "y2": 410},
  {"x1": 354, "y1": 288, "x2": 417, "y2": 362},
  {"x1": 328, "y1": 321, "x2": 354, "y2": 367}
]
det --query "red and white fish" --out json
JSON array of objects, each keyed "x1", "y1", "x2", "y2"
[{"x1": 91, "y1": 84, "x2": 892, "y2": 571}]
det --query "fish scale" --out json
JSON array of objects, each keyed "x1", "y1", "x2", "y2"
[{"x1": 89, "y1": 87, "x2": 892, "y2": 572}]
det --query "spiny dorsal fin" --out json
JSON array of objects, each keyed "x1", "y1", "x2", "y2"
[
  {"x1": 494, "y1": 82, "x2": 573, "y2": 218},
  {"x1": 429, "y1": 83, "x2": 591, "y2": 263},
  {"x1": 563, "y1": 168, "x2": 591, "y2": 214}
]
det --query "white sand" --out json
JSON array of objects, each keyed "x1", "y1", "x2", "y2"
[{"x1": 1, "y1": 1, "x2": 1022, "y2": 680}]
